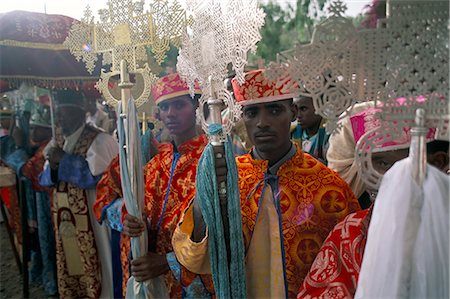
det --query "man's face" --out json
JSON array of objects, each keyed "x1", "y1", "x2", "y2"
[
  {"x1": 158, "y1": 95, "x2": 197, "y2": 136},
  {"x1": 56, "y1": 106, "x2": 85, "y2": 136},
  {"x1": 30, "y1": 125, "x2": 52, "y2": 143},
  {"x1": 296, "y1": 96, "x2": 322, "y2": 131},
  {"x1": 243, "y1": 99, "x2": 297, "y2": 155},
  {"x1": 371, "y1": 148, "x2": 409, "y2": 174}
]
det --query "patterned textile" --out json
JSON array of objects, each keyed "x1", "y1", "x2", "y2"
[
  {"x1": 21, "y1": 142, "x2": 52, "y2": 193},
  {"x1": 350, "y1": 107, "x2": 435, "y2": 152},
  {"x1": 231, "y1": 69, "x2": 298, "y2": 106},
  {"x1": 94, "y1": 155, "x2": 130, "y2": 298},
  {"x1": 297, "y1": 209, "x2": 371, "y2": 299},
  {"x1": 0, "y1": 10, "x2": 100, "y2": 89},
  {"x1": 292, "y1": 126, "x2": 330, "y2": 164},
  {"x1": 144, "y1": 134, "x2": 208, "y2": 297},
  {"x1": 151, "y1": 73, "x2": 201, "y2": 105},
  {"x1": 167, "y1": 251, "x2": 213, "y2": 298},
  {"x1": 35, "y1": 191, "x2": 58, "y2": 295},
  {"x1": 7, "y1": 141, "x2": 57, "y2": 294},
  {"x1": 52, "y1": 125, "x2": 102, "y2": 298},
  {"x1": 237, "y1": 145, "x2": 360, "y2": 298},
  {"x1": 94, "y1": 155, "x2": 123, "y2": 221}
]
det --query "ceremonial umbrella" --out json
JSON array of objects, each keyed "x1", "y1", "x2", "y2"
[
  {"x1": 0, "y1": 11, "x2": 102, "y2": 297},
  {"x1": 0, "y1": 10, "x2": 101, "y2": 91}
]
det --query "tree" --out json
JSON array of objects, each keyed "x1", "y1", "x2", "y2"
[{"x1": 250, "y1": 0, "x2": 331, "y2": 65}]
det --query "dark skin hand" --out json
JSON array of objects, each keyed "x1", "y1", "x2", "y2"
[
  {"x1": 131, "y1": 252, "x2": 170, "y2": 282},
  {"x1": 213, "y1": 145, "x2": 227, "y2": 184},
  {"x1": 47, "y1": 147, "x2": 65, "y2": 169},
  {"x1": 123, "y1": 214, "x2": 169, "y2": 280},
  {"x1": 123, "y1": 214, "x2": 145, "y2": 237}
]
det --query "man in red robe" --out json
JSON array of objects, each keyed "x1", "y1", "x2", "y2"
[
  {"x1": 93, "y1": 131, "x2": 159, "y2": 298},
  {"x1": 171, "y1": 69, "x2": 360, "y2": 298},
  {"x1": 123, "y1": 73, "x2": 214, "y2": 297}
]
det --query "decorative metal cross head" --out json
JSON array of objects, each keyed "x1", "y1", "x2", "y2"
[
  {"x1": 64, "y1": 0, "x2": 191, "y2": 107},
  {"x1": 177, "y1": 0, "x2": 265, "y2": 142}
]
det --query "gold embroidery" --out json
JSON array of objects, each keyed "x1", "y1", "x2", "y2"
[
  {"x1": 74, "y1": 214, "x2": 88, "y2": 232},
  {"x1": 54, "y1": 126, "x2": 102, "y2": 298},
  {"x1": 56, "y1": 192, "x2": 70, "y2": 208}
]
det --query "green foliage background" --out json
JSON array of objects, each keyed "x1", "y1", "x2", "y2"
[{"x1": 149, "y1": 0, "x2": 367, "y2": 75}]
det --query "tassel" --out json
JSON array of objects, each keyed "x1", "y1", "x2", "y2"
[{"x1": 196, "y1": 123, "x2": 247, "y2": 298}]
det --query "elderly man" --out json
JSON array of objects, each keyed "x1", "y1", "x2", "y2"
[
  {"x1": 171, "y1": 69, "x2": 360, "y2": 298},
  {"x1": 39, "y1": 90, "x2": 118, "y2": 298}
]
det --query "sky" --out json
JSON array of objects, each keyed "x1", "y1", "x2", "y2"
[{"x1": 0, "y1": 0, "x2": 372, "y2": 20}]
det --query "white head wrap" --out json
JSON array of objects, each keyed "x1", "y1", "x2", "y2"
[{"x1": 326, "y1": 102, "x2": 375, "y2": 198}]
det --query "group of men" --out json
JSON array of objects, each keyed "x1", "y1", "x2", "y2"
[{"x1": 0, "y1": 68, "x2": 448, "y2": 299}]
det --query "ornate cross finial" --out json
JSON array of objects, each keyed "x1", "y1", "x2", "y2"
[
  {"x1": 64, "y1": 0, "x2": 190, "y2": 107},
  {"x1": 176, "y1": 0, "x2": 265, "y2": 141},
  {"x1": 65, "y1": 0, "x2": 189, "y2": 73},
  {"x1": 328, "y1": 0, "x2": 347, "y2": 17},
  {"x1": 267, "y1": 0, "x2": 449, "y2": 134}
]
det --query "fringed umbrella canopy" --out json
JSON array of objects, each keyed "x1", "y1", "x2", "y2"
[{"x1": 0, "y1": 10, "x2": 101, "y2": 91}]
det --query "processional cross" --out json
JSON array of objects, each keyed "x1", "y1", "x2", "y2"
[
  {"x1": 64, "y1": 0, "x2": 190, "y2": 107},
  {"x1": 64, "y1": 1, "x2": 191, "y2": 297},
  {"x1": 176, "y1": 0, "x2": 265, "y2": 297},
  {"x1": 267, "y1": 0, "x2": 448, "y2": 189}
]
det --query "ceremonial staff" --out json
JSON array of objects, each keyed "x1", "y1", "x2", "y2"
[
  {"x1": 64, "y1": 1, "x2": 190, "y2": 297},
  {"x1": 177, "y1": 0, "x2": 265, "y2": 297}
]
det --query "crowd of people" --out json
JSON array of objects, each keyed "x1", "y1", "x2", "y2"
[{"x1": 0, "y1": 68, "x2": 448, "y2": 299}]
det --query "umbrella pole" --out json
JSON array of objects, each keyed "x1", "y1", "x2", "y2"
[
  {"x1": 48, "y1": 91, "x2": 56, "y2": 142},
  {"x1": 18, "y1": 177, "x2": 28, "y2": 298},
  {"x1": 119, "y1": 60, "x2": 133, "y2": 115},
  {"x1": 0, "y1": 193, "x2": 22, "y2": 273},
  {"x1": 118, "y1": 60, "x2": 147, "y2": 256}
]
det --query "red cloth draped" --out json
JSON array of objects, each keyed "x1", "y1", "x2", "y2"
[{"x1": 297, "y1": 208, "x2": 371, "y2": 299}]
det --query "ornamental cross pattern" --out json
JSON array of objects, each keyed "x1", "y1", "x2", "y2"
[
  {"x1": 177, "y1": 0, "x2": 265, "y2": 88},
  {"x1": 176, "y1": 0, "x2": 265, "y2": 140},
  {"x1": 266, "y1": 0, "x2": 449, "y2": 134},
  {"x1": 64, "y1": 0, "x2": 190, "y2": 74}
]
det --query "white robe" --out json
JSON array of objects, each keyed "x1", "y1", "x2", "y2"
[{"x1": 356, "y1": 158, "x2": 449, "y2": 299}]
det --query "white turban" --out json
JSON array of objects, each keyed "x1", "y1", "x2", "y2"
[{"x1": 327, "y1": 102, "x2": 375, "y2": 198}]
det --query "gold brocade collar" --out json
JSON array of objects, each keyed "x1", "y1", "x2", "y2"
[
  {"x1": 245, "y1": 142, "x2": 304, "y2": 176},
  {"x1": 172, "y1": 134, "x2": 208, "y2": 155}
]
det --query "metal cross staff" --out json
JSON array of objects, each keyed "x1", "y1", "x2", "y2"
[
  {"x1": 267, "y1": 0, "x2": 449, "y2": 135},
  {"x1": 64, "y1": 0, "x2": 190, "y2": 297},
  {"x1": 177, "y1": 0, "x2": 264, "y2": 297},
  {"x1": 265, "y1": 0, "x2": 448, "y2": 189}
]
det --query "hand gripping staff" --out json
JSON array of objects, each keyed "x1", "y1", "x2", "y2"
[{"x1": 177, "y1": 1, "x2": 265, "y2": 297}]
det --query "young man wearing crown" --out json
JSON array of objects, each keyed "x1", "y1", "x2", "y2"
[
  {"x1": 122, "y1": 73, "x2": 214, "y2": 297},
  {"x1": 38, "y1": 90, "x2": 119, "y2": 298},
  {"x1": 171, "y1": 69, "x2": 361, "y2": 298}
]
